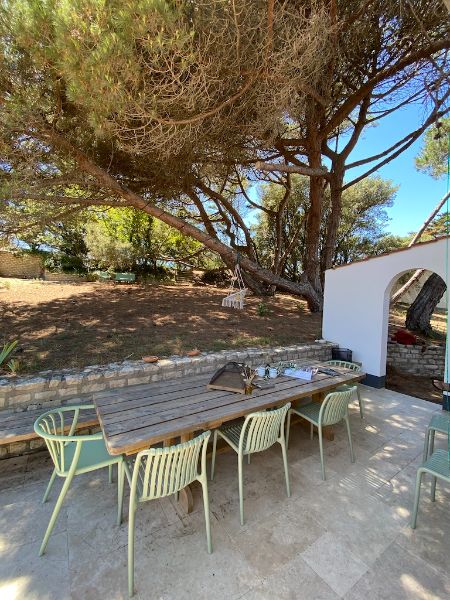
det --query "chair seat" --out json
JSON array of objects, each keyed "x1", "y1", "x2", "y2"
[
  {"x1": 64, "y1": 438, "x2": 119, "y2": 475},
  {"x1": 335, "y1": 384, "x2": 355, "y2": 392},
  {"x1": 428, "y1": 411, "x2": 450, "y2": 434},
  {"x1": 218, "y1": 420, "x2": 249, "y2": 453},
  {"x1": 291, "y1": 402, "x2": 321, "y2": 425},
  {"x1": 422, "y1": 449, "x2": 450, "y2": 479}
]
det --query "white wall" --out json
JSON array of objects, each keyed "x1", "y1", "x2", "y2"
[{"x1": 322, "y1": 238, "x2": 448, "y2": 385}]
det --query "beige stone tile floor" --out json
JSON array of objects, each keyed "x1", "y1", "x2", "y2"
[{"x1": 0, "y1": 386, "x2": 449, "y2": 599}]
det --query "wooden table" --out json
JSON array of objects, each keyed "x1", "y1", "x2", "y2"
[{"x1": 94, "y1": 365, "x2": 364, "y2": 511}]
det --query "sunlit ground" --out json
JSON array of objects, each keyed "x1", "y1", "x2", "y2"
[{"x1": 0, "y1": 387, "x2": 449, "y2": 599}]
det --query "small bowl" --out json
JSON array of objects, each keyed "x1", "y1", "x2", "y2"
[{"x1": 142, "y1": 356, "x2": 159, "y2": 363}]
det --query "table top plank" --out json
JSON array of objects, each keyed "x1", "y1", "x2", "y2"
[
  {"x1": 95, "y1": 366, "x2": 364, "y2": 456},
  {"x1": 100, "y1": 375, "x2": 321, "y2": 427},
  {"x1": 94, "y1": 373, "x2": 211, "y2": 406}
]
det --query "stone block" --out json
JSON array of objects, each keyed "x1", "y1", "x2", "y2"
[
  {"x1": 13, "y1": 377, "x2": 47, "y2": 393},
  {"x1": 33, "y1": 390, "x2": 59, "y2": 402},
  {"x1": 30, "y1": 438, "x2": 46, "y2": 450},
  {"x1": 127, "y1": 376, "x2": 151, "y2": 386},
  {"x1": 8, "y1": 441, "x2": 28, "y2": 455},
  {"x1": 7, "y1": 393, "x2": 32, "y2": 407}
]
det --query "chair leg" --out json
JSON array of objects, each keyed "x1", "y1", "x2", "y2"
[
  {"x1": 238, "y1": 454, "x2": 244, "y2": 526},
  {"x1": 318, "y1": 426, "x2": 326, "y2": 481},
  {"x1": 286, "y1": 410, "x2": 292, "y2": 450},
  {"x1": 117, "y1": 461, "x2": 124, "y2": 526},
  {"x1": 109, "y1": 464, "x2": 113, "y2": 484},
  {"x1": 345, "y1": 417, "x2": 355, "y2": 463},
  {"x1": 200, "y1": 478, "x2": 212, "y2": 554},
  {"x1": 431, "y1": 476, "x2": 437, "y2": 502},
  {"x1": 280, "y1": 440, "x2": 290, "y2": 497},
  {"x1": 429, "y1": 430, "x2": 436, "y2": 457},
  {"x1": 310, "y1": 422, "x2": 314, "y2": 440},
  {"x1": 211, "y1": 430, "x2": 218, "y2": 480},
  {"x1": 411, "y1": 469, "x2": 424, "y2": 529},
  {"x1": 423, "y1": 428, "x2": 431, "y2": 462},
  {"x1": 39, "y1": 470, "x2": 75, "y2": 556},
  {"x1": 128, "y1": 500, "x2": 137, "y2": 597},
  {"x1": 42, "y1": 468, "x2": 57, "y2": 504},
  {"x1": 357, "y1": 387, "x2": 364, "y2": 419}
]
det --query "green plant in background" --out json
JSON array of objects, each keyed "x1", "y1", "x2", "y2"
[
  {"x1": 0, "y1": 340, "x2": 18, "y2": 367},
  {"x1": 257, "y1": 302, "x2": 271, "y2": 317},
  {"x1": 6, "y1": 358, "x2": 20, "y2": 375}
]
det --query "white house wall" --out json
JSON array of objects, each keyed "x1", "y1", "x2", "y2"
[{"x1": 322, "y1": 238, "x2": 448, "y2": 387}]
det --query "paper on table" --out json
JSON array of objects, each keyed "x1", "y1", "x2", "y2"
[{"x1": 284, "y1": 368, "x2": 313, "y2": 381}]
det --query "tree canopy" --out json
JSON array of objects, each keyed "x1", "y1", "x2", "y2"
[{"x1": 1, "y1": 0, "x2": 449, "y2": 310}]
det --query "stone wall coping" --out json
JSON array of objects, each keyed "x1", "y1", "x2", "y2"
[{"x1": 0, "y1": 342, "x2": 336, "y2": 409}]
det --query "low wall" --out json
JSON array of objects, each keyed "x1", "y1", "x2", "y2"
[
  {"x1": 0, "y1": 250, "x2": 43, "y2": 279},
  {"x1": 387, "y1": 342, "x2": 444, "y2": 377},
  {"x1": 0, "y1": 343, "x2": 335, "y2": 458},
  {"x1": 0, "y1": 343, "x2": 335, "y2": 413},
  {"x1": 43, "y1": 272, "x2": 87, "y2": 283}
]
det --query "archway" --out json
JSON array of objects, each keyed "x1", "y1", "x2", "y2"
[
  {"x1": 385, "y1": 269, "x2": 446, "y2": 402},
  {"x1": 322, "y1": 237, "x2": 449, "y2": 388}
]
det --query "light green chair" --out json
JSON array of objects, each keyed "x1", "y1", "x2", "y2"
[
  {"x1": 326, "y1": 360, "x2": 364, "y2": 418},
  {"x1": 423, "y1": 410, "x2": 450, "y2": 461},
  {"x1": 34, "y1": 405, "x2": 126, "y2": 556},
  {"x1": 127, "y1": 431, "x2": 211, "y2": 597},
  {"x1": 210, "y1": 403, "x2": 291, "y2": 526},
  {"x1": 286, "y1": 387, "x2": 356, "y2": 480},
  {"x1": 411, "y1": 449, "x2": 450, "y2": 528}
]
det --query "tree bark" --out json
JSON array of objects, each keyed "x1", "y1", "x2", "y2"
[
  {"x1": 303, "y1": 105, "x2": 324, "y2": 299},
  {"x1": 405, "y1": 273, "x2": 446, "y2": 335},
  {"x1": 322, "y1": 162, "x2": 344, "y2": 272}
]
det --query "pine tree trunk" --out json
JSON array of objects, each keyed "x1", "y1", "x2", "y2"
[{"x1": 405, "y1": 273, "x2": 446, "y2": 335}]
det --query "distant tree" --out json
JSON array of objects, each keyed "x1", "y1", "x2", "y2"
[
  {"x1": 416, "y1": 117, "x2": 450, "y2": 179},
  {"x1": 254, "y1": 175, "x2": 405, "y2": 277}
]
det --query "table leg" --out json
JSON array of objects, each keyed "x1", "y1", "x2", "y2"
[
  {"x1": 311, "y1": 392, "x2": 334, "y2": 441},
  {"x1": 178, "y1": 433, "x2": 194, "y2": 514}
]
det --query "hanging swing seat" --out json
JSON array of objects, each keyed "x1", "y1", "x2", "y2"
[{"x1": 222, "y1": 263, "x2": 247, "y2": 310}]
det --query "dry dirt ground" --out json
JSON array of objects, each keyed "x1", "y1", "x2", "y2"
[{"x1": 0, "y1": 278, "x2": 322, "y2": 374}]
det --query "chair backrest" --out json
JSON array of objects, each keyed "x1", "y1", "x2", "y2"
[
  {"x1": 131, "y1": 431, "x2": 210, "y2": 502},
  {"x1": 319, "y1": 388, "x2": 356, "y2": 426},
  {"x1": 240, "y1": 402, "x2": 291, "y2": 454},
  {"x1": 326, "y1": 360, "x2": 361, "y2": 372},
  {"x1": 34, "y1": 405, "x2": 99, "y2": 475}
]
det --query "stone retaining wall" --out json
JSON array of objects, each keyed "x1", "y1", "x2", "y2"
[
  {"x1": 0, "y1": 250, "x2": 43, "y2": 279},
  {"x1": 0, "y1": 343, "x2": 335, "y2": 413},
  {"x1": 387, "y1": 342, "x2": 444, "y2": 377}
]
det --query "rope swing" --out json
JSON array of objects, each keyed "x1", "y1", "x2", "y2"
[{"x1": 222, "y1": 257, "x2": 247, "y2": 310}]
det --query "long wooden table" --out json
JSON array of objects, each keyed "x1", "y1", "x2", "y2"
[{"x1": 94, "y1": 365, "x2": 363, "y2": 511}]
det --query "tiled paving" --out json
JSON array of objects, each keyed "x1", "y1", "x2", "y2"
[{"x1": 0, "y1": 387, "x2": 449, "y2": 599}]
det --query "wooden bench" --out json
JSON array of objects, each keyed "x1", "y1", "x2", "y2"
[{"x1": 0, "y1": 404, "x2": 99, "y2": 447}]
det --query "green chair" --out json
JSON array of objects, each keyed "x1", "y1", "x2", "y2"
[
  {"x1": 423, "y1": 410, "x2": 450, "y2": 461},
  {"x1": 127, "y1": 431, "x2": 211, "y2": 597},
  {"x1": 34, "y1": 405, "x2": 127, "y2": 556},
  {"x1": 286, "y1": 387, "x2": 356, "y2": 480},
  {"x1": 326, "y1": 360, "x2": 364, "y2": 418},
  {"x1": 411, "y1": 449, "x2": 450, "y2": 528},
  {"x1": 210, "y1": 403, "x2": 291, "y2": 526}
]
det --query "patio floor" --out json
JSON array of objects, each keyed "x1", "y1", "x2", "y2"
[{"x1": 0, "y1": 387, "x2": 449, "y2": 600}]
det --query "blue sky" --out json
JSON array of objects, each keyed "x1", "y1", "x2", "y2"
[{"x1": 345, "y1": 103, "x2": 447, "y2": 237}]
